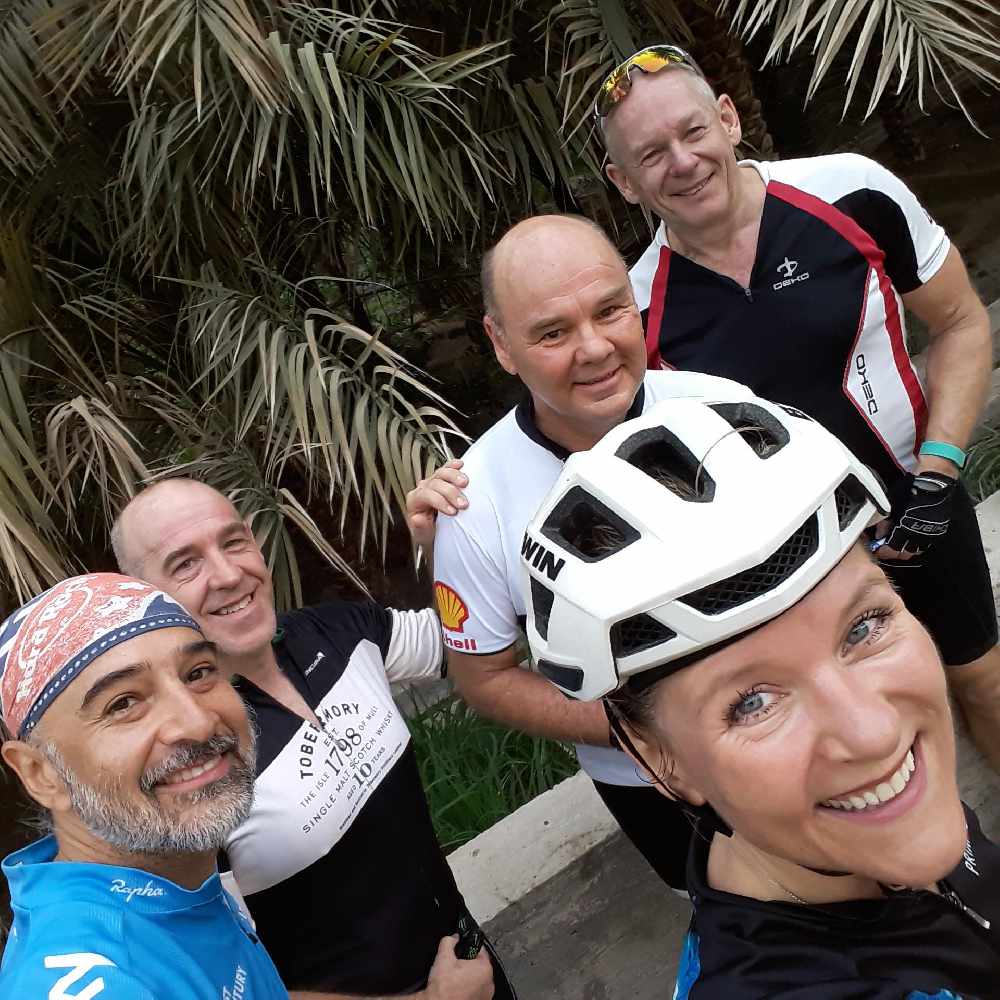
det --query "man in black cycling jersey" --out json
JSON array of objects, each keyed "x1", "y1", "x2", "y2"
[
  {"x1": 595, "y1": 43, "x2": 1000, "y2": 773},
  {"x1": 522, "y1": 390, "x2": 1000, "y2": 998},
  {"x1": 112, "y1": 479, "x2": 504, "y2": 1000}
]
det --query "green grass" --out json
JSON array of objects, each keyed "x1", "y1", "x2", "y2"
[{"x1": 408, "y1": 695, "x2": 579, "y2": 854}]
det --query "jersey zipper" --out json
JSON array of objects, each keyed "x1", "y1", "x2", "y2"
[{"x1": 940, "y1": 885, "x2": 991, "y2": 930}]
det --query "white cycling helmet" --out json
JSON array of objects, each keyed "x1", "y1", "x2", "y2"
[{"x1": 522, "y1": 395, "x2": 890, "y2": 701}]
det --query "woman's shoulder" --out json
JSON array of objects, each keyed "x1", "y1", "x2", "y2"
[{"x1": 680, "y1": 901, "x2": 982, "y2": 999}]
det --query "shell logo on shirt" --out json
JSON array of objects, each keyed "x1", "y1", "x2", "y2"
[{"x1": 434, "y1": 582, "x2": 469, "y2": 633}]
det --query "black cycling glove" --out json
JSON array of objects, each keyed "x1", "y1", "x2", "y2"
[
  {"x1": 879, "y1": 471, "x2": 957, "y2": 558},
  {"x1": 454, "y1": 913, "x2": 485, "y2": 959}
]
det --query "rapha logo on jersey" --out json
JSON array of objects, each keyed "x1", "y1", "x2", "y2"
[
  {"x1": 109, "y1": 878, "x2": 166, "y2": 903},
  {"x1": 44, "y1": 952, "x2": 116, "y2": 1000},
  {"x1": 435, "y1": 582, "x2": 469, "y2": 633},
  {"x1": 521, "y1": 533, "x2": 566, "y2": 582},
  {"x1": 222, "y1": 964, "x2": 248, "y2": 1000},
  {"x1": 855, "y1": 353, "x2": 879, "y2": 415},
  {"x1": 773, "y1": 256, "x2": 810, "y2": 291}
]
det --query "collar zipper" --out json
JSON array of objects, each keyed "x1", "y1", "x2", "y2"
[{"x1": 941, "y1": 885, "x2": 991, "y2": 930}]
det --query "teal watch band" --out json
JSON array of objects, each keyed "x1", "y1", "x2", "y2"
[{"x1": 919, "y1": 440, "x2": 967, "y2": 470}]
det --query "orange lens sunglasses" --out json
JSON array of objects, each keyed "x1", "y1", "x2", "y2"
[{"x1": 594, "y1": 44, "x2": 705, "y2": 121}]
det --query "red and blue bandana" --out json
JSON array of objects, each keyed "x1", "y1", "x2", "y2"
[{"x1": 0, "y1": 573, "x2": 200, "y2": 739}]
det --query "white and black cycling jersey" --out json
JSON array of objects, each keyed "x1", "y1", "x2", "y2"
[
  {"x1": 221, "y1": 601, "x2": 464, "y2": 995},
  {"x1": 432, "y1": 369, "x2": 754, "y2": 786}
]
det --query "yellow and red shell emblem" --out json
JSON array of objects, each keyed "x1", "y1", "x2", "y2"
[{"x1": 435, "y1": 582, "x2": 469, "y2": 633}]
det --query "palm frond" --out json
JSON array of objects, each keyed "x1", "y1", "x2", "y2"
[
  {"x1": 721, "y1": 0, "x2": 1000, "y2": 125},
  {"x1": 44, "y1": 391, "x2": 149, "y2": 533},
  {"x1": 102, "y1": 4, "x2": 511, "y2": 265},
  {"x1": 40, "y1": 0, "x2": 283, "y2": 112},
  {"x1": 253, "y1": 487, "x2": 370, "y2": 607},
  {"x1": 0, "y1": 0, "x2": 64, "y2": 174},
  {"x1": 0, "y1": 335, "x2": 70, "y2": 602},
  {"x1": 262, "y1": 8, "x2": 511, "y2": 235},
  {"x1": 174, "y1": 263, "x2": 464, "y2": 560},
  {"x1": 543, "y1": 0, "x2": 641, "y2": 136}
]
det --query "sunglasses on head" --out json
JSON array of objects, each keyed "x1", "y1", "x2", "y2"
[{"x1": 593, "y1": 44, "x2": 705, "y2": 121}]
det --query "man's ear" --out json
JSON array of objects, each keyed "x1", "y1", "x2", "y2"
[
  {"x1": 484, "y1": 315, "x2": 517, "y2": 376},
  {"x1": 616, "y1": 718, "x2": 707, "y2": 807},
  {"x1": 606, "y1": 161, "x2": 641, "y2": 206},
  {"x1": 716, "y1": 94, "x2": 742, "y2": 148},
  {"x1": 2, "y1": 740, "x2": 70, "y2": 814}
]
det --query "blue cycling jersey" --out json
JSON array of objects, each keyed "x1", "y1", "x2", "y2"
[{"x1": 0, "y1": 836, "x2": 288, "y2": 1000}]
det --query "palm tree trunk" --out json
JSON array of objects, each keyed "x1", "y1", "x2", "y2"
[{"x1": 673, "y1": 0, "x2": 776, "y2": 159}]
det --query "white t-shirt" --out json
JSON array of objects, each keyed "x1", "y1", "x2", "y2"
[{"x1": 433, "y1": 370, "x2": 754, "y2": 785}]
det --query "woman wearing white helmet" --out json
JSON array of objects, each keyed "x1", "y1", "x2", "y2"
[{"x1": 522, "y1": 394, "x2": 1000, "y2": 998}]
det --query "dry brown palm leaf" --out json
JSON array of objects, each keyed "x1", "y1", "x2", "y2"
[
  {"x1": 0, "y1": 387, "x2": 69, "y2": 599},
  {"x1": 261, "y1": 7, "x2": 509, "y2": 234},
  {"x1": 174, "y1": 265, "x2": 464, "y2": 561},
  {"x1": 39, "y1": 0, "x2": 283, "y2": 113},
  {"x1": 0, "y1": 0, "x2": 63, "y2": 173},
  {"x1": 0, "y1": 342, "x2": 69, "y2": 601},
  {"x1": 45, "y1": 394, "x2": 149, "y2": 533}
]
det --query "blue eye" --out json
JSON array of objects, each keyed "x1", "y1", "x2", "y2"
[
  {"x1": 845, "y1": 608, "x2": 892, "y2": 649},
  {"x1": 737, "y1": 690, "x2": 765, "y2": 715},
  {"x1": 726, "y1": 686, "x2": 777, "y2": 726},
  {"x1": 847, "y1": 619, "x2": 872, "y2": 644}
]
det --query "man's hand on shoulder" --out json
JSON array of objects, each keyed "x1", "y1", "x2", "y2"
[{"x1": 406, "y1": 460, "x2": 469, "y2": 552}]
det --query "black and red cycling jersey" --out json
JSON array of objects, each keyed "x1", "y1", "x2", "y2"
[{"x1": 631, "y1": 153, "x2": 949, "y2": 489}]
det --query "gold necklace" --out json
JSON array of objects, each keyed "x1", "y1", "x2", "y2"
[{"x1": 732, "y1": 840, "x2": 811, "y2": 906}]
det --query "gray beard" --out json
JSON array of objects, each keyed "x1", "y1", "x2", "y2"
[{"x1": 42, "y1": 731, "x2": 257, "y2": 857}]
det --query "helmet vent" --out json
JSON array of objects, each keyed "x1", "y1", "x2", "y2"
[
  {"x1": 542, "y1": 486, "x2": 640, "y2": 562},
  {"x1": 708, "y1": 403, "x2": 789, "y2": 459},
  {"x1": 680, "y1": 514, "x2": 819, "y2": 616},
  {"x1": 530, "y1": 576, "x2": 555, "y2": 640},
  {"x1": 614, "y1": 427, "x2": 714, "y2": 501},
  {"x1": 611, "y1": 613, "x2": 677, "y2": 658},
  {"x1": 834, "y1": 474, "x2": 868, "y2": 530}
]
